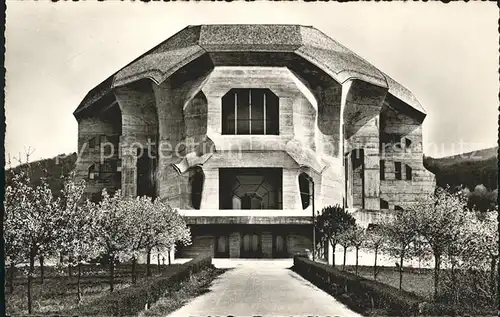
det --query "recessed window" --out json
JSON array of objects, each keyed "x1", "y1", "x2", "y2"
[
  {"x1": 89, "y1": 137, "x2": 96, "y2": 149},
  {"x1": 380, "y1": 199, "x2": 389, "y2": 209},
  {"x1": 395, "y1": 162, "x2": 402, "y2": 180},
  {"x1": 404, "y1": 138, "x2": 412, "y2": 149},
  {"x1": 190, "y1": 167, "x2": 204, "y2": 210},
  {"x1": 219, "y1": 168, "x2": 282, "y2": 210},
  {"x1": 405, "y1": 164, "x2": 412, "y2": 181},
  {"x1": 395, "y1": 205, "x2": 404, "y2": 211},
  {"x1": 222, "y1": 88, "x2": 279, "y2": 135},
  {"x1": 380, "y1": 160, "x2": 385, "y2": 180},
  {"x1": 298, "y1": 173, "x2": 312, "y2": 210},
  {"x1": 88, "y1": 164, "x2": 99, "y2": 180}
]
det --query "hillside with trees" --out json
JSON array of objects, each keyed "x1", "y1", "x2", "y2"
[
  {"x1": 423, "y1": 146, "x2": 498, "y2": 190},
  {"x1": 7, "y1": 153, "x2": 77, "y2": 196}
]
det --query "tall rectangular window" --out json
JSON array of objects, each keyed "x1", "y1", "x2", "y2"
[
  {"x1": 395, "y1": 162, "x2": 402, "y2": 180},
  {"x1": 222, "y1": 88, "x2": 279, "y2": 135},
  {"x1": 405, "y1": 164, "x2": 412, "y2": 180},
  {"x1": 380, "y1": 160, "x2": 385, "y2": 180}
]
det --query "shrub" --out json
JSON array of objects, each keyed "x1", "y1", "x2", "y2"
[
  {"x1": 70, "y1": 255, "x2": 212, "y2": 316},
  {"x1": 293, "y1": 256, "x2": 457, "y2": 316}
]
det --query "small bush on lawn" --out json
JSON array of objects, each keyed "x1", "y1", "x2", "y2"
[
  {"x1": 70, "y1": 256, "x2": 212, "y2": 316},
  {"x1": 293, "y1": 256, "x2": 457, "y2": 316}
]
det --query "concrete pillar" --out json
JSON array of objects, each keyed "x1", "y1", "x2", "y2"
[
  {"x1": 282, "y1": 169, "x2": 301, "y2": 210},
  {"x1": 200, "y1": 168, "x2": 219, "y2": 209},
  {"x1": 363, "y1": 115, "x2": 381, "y2": 209},
  {"x1": 120, "y1": 137, "x2": 137, "y2": 197}
]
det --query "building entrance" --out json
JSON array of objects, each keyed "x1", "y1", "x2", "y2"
[{"x1": 240, "y1": 233, "x2": 261, "y2": 258}]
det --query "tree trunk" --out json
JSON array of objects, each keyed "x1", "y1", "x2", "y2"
[
  {"x1": 331, "y1": 243, "x2": 336, "y2": 267},
  {"x1": 450, "y1": 260, "x2": 456, "y2": 306},
  {"x1": 68, "y1": 255, "x2": 73, "y2": 279},
  {"x1": 433, "y1": 254, "x2": 441, "y2": 300},
  {"x1": 399, "y1": 253, "x2": 404, "y2": 290},
  {"x1": 342, "y1": 246, "x2": 347, "y2": 271},
  {"x1": 355, "y1": 246, "x2": 359, "y2": 276},
  {"x1": 146, "y1": 249, "x2": 151, "y2": 278},
  {"x1": 109, "y1": 254, "x2": 115, "y2": 292},
  {"x1": 28, "y1": 249, "x2": 35, "y2": 314},
  {"x1": 157, "y1": 251, "x2": 161, "y2": 273},
  {"x1": 168, "y1": 250, "x2": 171, "y2": 265},
  {"x1": 373, "y1": 246, "x2": 378, "y2": 280},
  {"x1": 8, "y1": 261, "x2": 15, "y2": 293},
  {"x1": 77, "y1": 262, "x2": 82, "y2": 303},
  {"x1": 131, "y1": 256, "x2": 137, "y2": 284},
  {"x1": 39, "y1": 256, "x2": 44, "y2": 284}
]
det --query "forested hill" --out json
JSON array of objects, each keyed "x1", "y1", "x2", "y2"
[
  {"x1": 424, "y1": 146, "x2": 498, "y2": 190},
  {"x1": 7, "y1": 153, "x2": 78, "y2": 195}
]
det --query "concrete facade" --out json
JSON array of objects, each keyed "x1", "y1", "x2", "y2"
[{"x1": 74, "y1": 25, "x2": 435, "y2": 260}]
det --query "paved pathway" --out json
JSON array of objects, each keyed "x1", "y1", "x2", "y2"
[{"x1": 167, "y1": 259, "x2": 363, "y2": 317}]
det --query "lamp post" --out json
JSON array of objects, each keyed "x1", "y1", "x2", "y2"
[{"x1": 310, "y1": 177, "x2": 315, "y2": 262}]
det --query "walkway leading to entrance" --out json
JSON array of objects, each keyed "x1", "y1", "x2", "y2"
[{"x1": 167, "y1": 259, "x2": 362, "y2": 317}]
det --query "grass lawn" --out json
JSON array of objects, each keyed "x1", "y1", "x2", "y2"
[
  {"x1": 343, "y1": 265, "x2": 435, "y2": 299},
  {"x1": 341, "y1": 264, "x2": 496, "y2": 314},
  {"x1": 6, "y1": 264, "x2": 180, "y2": 315}
]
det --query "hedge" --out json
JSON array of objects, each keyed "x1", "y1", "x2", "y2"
[
  {"x1": 293, "y1": 256, "x2": 457, "y2": 316},
  {"x1": 70, "y1": 255, "x2": 212, "y2": 316}
]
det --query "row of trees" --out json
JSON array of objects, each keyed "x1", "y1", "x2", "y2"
[
  {"x1": 316, "y1": 187, "x2": 498, "y2": 308},
  {"x1": 5, "y1": 169, "x2": 191, "y2": 314}
]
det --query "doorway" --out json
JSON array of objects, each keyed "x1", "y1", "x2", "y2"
[
  {"x1": 214, "y1": 235, "x2": 229, "y2": 258},
  {"x1": 240, "y1": 233, "x2": 261, "y2": 258},
  {"x1": 272, "y1": 234, "x2": 288, "y2": 258}
]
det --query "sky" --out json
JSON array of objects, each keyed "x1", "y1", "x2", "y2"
[{"x1": 5, "y1": 1, "x2": 498, "y2": 163}]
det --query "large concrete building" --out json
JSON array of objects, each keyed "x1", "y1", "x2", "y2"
[{"x1": 73, "y1": 25, "x2": 435, "y2": 260}]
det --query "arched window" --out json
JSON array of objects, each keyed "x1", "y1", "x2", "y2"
[
  {"x1": 222, "y1": 88, "x2": 279, "y2": 135},
  {"x1": 190, "y1": 167, "x2": 204, "y2": 210},
  {"x1": 299, "y1": 173, "x2": 312, "y2": 210}
]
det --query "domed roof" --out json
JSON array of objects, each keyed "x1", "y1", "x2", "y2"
[{"x1": 74, "y1": 24, "x2": 425, "y2": 116}]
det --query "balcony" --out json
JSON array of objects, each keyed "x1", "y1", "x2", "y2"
[{"x1": 178, "y1": 209, "x2": 313, "y2": 225}]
